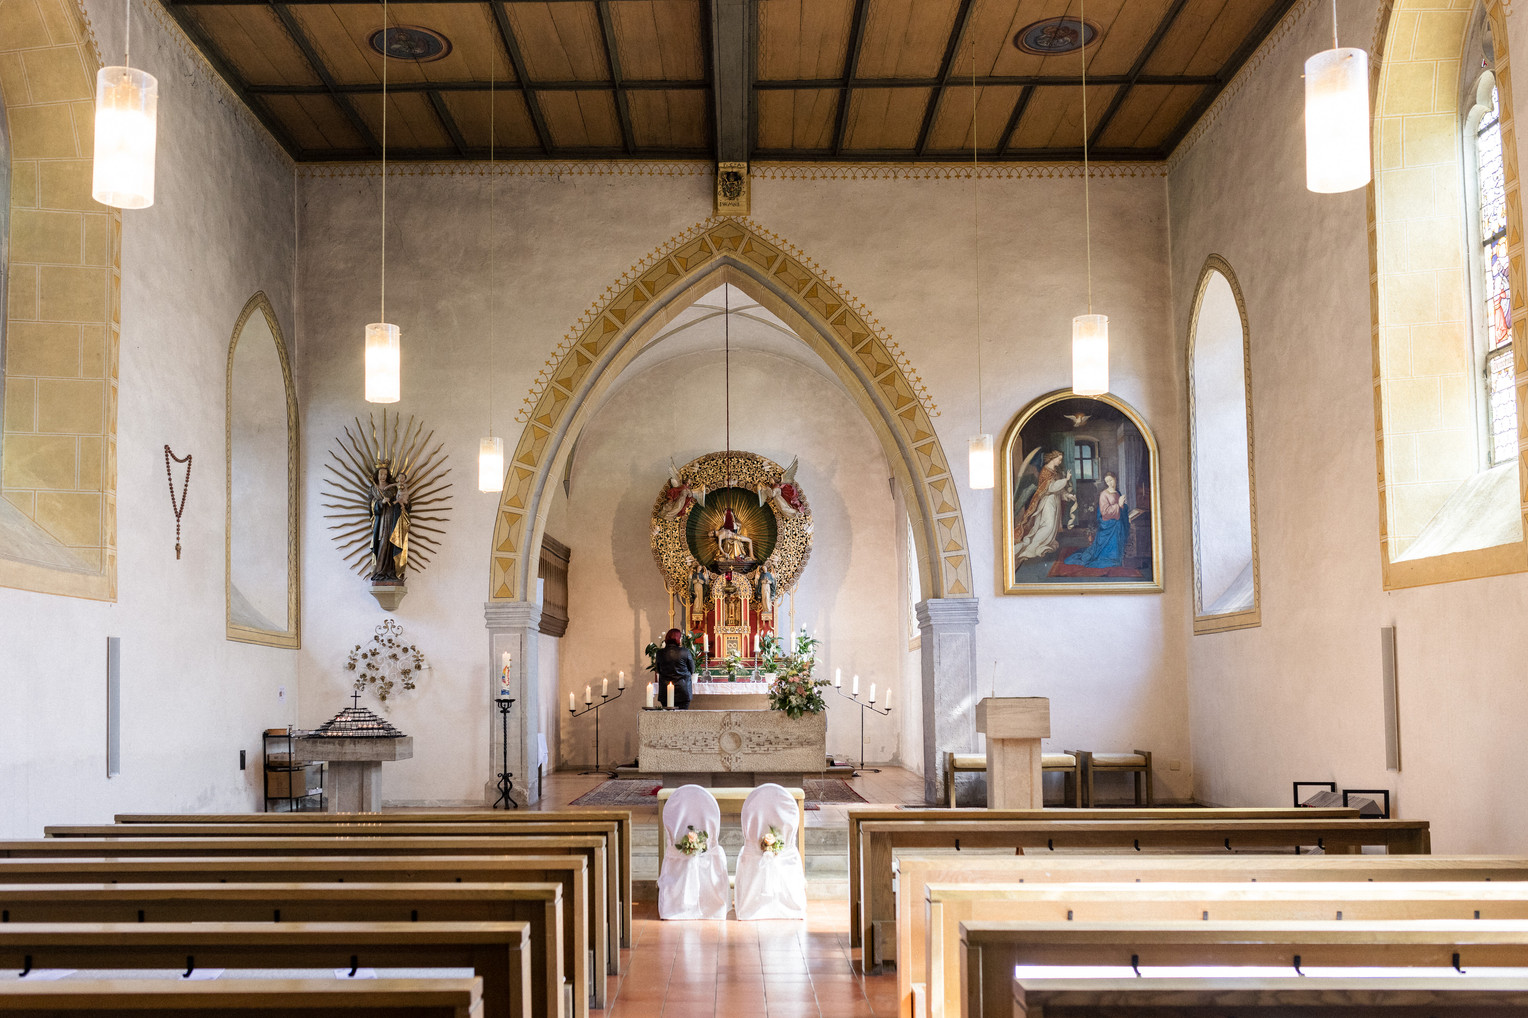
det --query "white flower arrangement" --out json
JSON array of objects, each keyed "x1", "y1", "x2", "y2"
[
  {"x1": 676, "y1": 825, "x2": 709, "y2": 856},
  {"x1": 760, "y1": 826, "x2": 786, "y2": 855}
]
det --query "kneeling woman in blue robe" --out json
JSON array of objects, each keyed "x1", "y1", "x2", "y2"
[{"x1": 1066, "y1": 473, "x2": 1131, "y2": 568}]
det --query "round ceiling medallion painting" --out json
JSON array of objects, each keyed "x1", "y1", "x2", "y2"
[
  {"x1": 1014, "y1": 17, "x2": 1098, "y2": 55},
  {"x1": 370, "y1": 26, "x2": 452, "y2": 62}
]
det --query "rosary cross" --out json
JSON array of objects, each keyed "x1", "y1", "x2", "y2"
[{"x1": 164, "y1": 445, "x2": 192, "y2": 560}]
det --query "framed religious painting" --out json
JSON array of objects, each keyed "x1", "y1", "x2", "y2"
[{"x1": 1000, "y1": 390, "x2": 1162, "y2": 594}]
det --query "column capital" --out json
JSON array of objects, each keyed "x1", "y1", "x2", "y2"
[
  {"x1": 485, "y1": 600, "x2": 542, "y2": 631},
  {"x1": 915, "y1": 597, "x2": 979, "y2": 630}
]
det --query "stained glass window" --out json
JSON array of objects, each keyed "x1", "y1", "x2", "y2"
[{"x1": 1476, "y1": 86, "x2": 1517, "y2": 463}]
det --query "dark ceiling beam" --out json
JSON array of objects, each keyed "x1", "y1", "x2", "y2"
[
  {"x1": 710, "y1": 0, "x2": 751, "y2": 162},
  {"x1": 426, "y1": 90, "x2": 469, "y2": 155},
  {"x1": 760, "y1": 73, "x2": 1218, "y2": 90},
  {"x1": 247, "y1": 79, "x2": 706, "y2": 95},
  {"x1": 702, "y1": 0, "x2": 720, "y2": 153},
  {"x1": 270, "y1": 3, "x2": 380, "y2": 154},
  {"x1": 488, "y1": 0, "x2": 554, "y2": 154},
  {"x1": 750, "y1": 145, "x2": 1160, "y2": 162},
  {"x1": 832, "y1": 0, "x2": 869, "y2": 156},
  {"x1": 1161, "y1": 0, "x2": 1299, "y2": 155},
  {"x1": 994, "y1": 84, "x2": 1034, "y2": 156},
  {"x1": 310, "y1": 144, "x2": 714, "y2": 161},
  {"x1": 1087, "y1": 0, "x2": 1190, "y2": 149},
  {"x1": 913, "y1": 0, "x2": 975, "y2": 157},
  {"x1": 595, "y1": 1, "x2": 635, "y2": 154},
  {"x1": 159, "y1": 6, "x2": 305, "y2": 156},
  {"x1": 169, "y1": 0, "x2": 597, "y2": 4}
]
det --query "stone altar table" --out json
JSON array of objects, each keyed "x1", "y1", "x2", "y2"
[
  {"x1": 291, "y1": 736, "x2": 414, "y2": 812},
  {"x1": 689, "y1": 679, "x2": 771, "y2": 710},
  {"x1": 638, "y1": 709, "x2": 825, "y2": 786},
  {"x1": 974, "y1": 697, "x2": 1050, "y2": 809}
]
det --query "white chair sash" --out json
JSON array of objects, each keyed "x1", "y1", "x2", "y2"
[
  {"x1": 657, "y1": 784, "x2": 730, "y2": 920},
  {"x1": 734, "y1": 783, "x2": 807, "y2": 920}
]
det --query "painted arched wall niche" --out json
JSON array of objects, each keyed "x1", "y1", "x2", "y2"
[
  {"x1": 1188, "y1": 257, "x2": 1260, "y2": 633},
  {"x1": 491, "y1": 217, "x2": 972, "y2": 606},
  {"x1": 226, "y1": 292, "x2": 300, "y2": 648},
  {"x1": 1370, "y1": 0, "x2": 1528, "y2": 587},
  {"x1": 0, "y1": 0, "x2": 121, "y2": 600}
]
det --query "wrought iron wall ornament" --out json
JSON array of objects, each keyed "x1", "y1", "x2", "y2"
[
  {"x1": 344, "y1": 617, "x2": 428, "y2": 706},
  {"x1": 322, "y1": 409, "x2": 453, "y2": 610}
]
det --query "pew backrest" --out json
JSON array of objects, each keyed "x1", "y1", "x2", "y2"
[{"x1": 0, "y1": 976, "x2": 485, "y2": 1017}]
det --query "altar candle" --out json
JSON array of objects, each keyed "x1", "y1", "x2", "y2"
[
  {"x1": 646, "y1": 683, "x2": 656, "y2": 709},
  {"x1": 667, "y1": 682, "x2": 675, "y2": 709},
  {"x1": 602, "y1": 677, "x2": 609, "y2": 697},
  {"x1": 618, "y1": 670, "x2": 626, "y2": 689},
  {"x1": 753, "y1": 635, "x2": 760, "y2": 654},
  {"x1": 585, "y1": 684, "x2": 592, "y2": 704},
  {"x1": 834, "y1": 667, "x2": 842, "y2": 688},
  {"x1": 703, "y1": 634, "x2": 710, "y2": 654},
  {"x1": 887, "y1": 685, "x2": 893, "y2": 705},
  {"x1": 869, "y1": 683, "x2": 877, "y2": 703},
  {"x1": 569, "y1": 691, "x2": 576, "y2": 712},
  {"x1": 501, "y1": 651, "x2": 511, "y2": 669},
  {"x1": 852, "y1": 673, "x2": 859, "y2": 696}
]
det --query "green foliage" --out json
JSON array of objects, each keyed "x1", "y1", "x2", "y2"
[{"x1": 761, "y1": 628, "x2": 829, "y2": 718}]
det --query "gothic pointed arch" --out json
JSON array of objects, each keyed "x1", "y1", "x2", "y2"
[{"x1": 489, "y1": 217, "x2": 972, "y2": 604}]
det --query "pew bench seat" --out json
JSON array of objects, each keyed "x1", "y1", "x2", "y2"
[
  {"x1": 0, "y1": 977, "x2": 484, "y2": 1018},
  {"x1": 942, "y1": 754, "x2": 1080, "y2": 809}
]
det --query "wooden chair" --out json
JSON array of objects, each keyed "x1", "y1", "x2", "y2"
[
  {"x1": 1075, "y1": 748, "x2": 1153, "y2": 806},
  {"x1": 654, "y1": 785, "x2": 805, "y2": 875},
  {"x1": 943, "y1": 752, "x2": 1081, "y2": 808}
]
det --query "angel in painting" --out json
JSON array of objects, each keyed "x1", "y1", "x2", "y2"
[{"x1": 1012, "y1": 449, "x2": 1075, "y2": 567}]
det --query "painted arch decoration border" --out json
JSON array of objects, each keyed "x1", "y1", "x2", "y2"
[{"x1": 489, "y1": 217, "x2": 972, "y2": 603}]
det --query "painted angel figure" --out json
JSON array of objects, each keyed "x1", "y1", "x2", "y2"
[
  {"x1": 662, "y1": 458, "x2": 708, "y2": 519},
  {"x1": 756, "y1": 456, "x2": 803, "y2": 516},
  {"x1": 1012, "y1": 448, "x2": 1074, "y2": 567}
]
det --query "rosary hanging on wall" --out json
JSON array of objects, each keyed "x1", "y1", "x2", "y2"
[{"x1": 164, "y1": 444, "x2": 192, "y2": 560}]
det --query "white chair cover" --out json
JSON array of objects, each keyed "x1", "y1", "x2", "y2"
[
  {"x1": 657, "y1": 784, "x2": 729, "y2": 920},
  {"x1": 733, "y1": 783, "x2": 807, "y2": 920}
]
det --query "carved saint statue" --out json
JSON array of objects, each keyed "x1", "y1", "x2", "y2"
[
  {"x1": 370, "y1": 461, "x2": 411, "y2": 581},
  {"x1": 689, "y1": 563, "x2": 710, "y2": 613},
  {"x1": 756, "y1": 564, "x2": 777, "y2": 613},
  {"x1": 710, "y1": 507, "x2": 754, "y2": 561}
]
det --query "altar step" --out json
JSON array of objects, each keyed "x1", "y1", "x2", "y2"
[
  {"x1": 630, "y1": 820, "x2": 850, "y2": 900},
  {"x1": 612, "y1": 763, "x2": 857, "y2": 780}
]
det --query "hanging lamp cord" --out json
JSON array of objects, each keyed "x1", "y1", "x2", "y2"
[
  {"x1": 487, "y1": 45, "x2": 495, "y2": 437},
  {"x1": 724, "y1": 284, "x2": 732, "y2": 486},
  {"x1": 123, "y1": 0, "x2": 131, "y2": 68},
  {"x1": 380, "y1": 0, "x2": 388, "y2": 325},
  {"x1": 1330, "y1": 0, "x2": 1339, "y2": 49},
  {"x1": 971, "y1": 31, "x2": 984, "y2": 437},
  {"x1": 1081, "y1": 0, "x2": 1093, "y2": 315}
]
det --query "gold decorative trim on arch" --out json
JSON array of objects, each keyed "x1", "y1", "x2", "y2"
[{"x1": 489, "y1": 216, "x2": 971, "y2": 604}]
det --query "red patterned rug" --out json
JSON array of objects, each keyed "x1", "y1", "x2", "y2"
[{"x1": 569, "y1": 777, "x2": 866, "y2": 810}]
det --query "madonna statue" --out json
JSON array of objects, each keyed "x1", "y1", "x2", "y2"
[{"x1": 370, "y1": 461, "x2": 411, "y2": 581}]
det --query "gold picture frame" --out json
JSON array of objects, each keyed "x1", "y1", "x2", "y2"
[{"x1": 1000, "y1": 389, "x2": 1162, "y2": 595}]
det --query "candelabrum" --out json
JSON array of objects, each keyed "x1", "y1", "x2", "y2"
[
  {"x1": 833, "y1": 685, "x2": 891, "y2": 777},
  {"x1": 570, "y1": 684, "x2": 625, "y2": 777},
  {"x1": 492, "y1": 696, "x2": 518, "y2": 809}
]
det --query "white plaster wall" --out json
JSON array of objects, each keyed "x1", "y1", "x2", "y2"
[
  {"x1": 1169, "y1": 0, "x2": 1528, "y2": 850},
  {"x1": 545, "y1": 346, "x2": 903, "y2": 770},
  {"x1": 294, "y1": 162, "x2": 1193, "y2": 804},
  {"x1": 0, "y1": 0, "x2": 298, "y2": 836}
]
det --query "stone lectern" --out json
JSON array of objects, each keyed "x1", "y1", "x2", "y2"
[{"x1": 974, "y1": 697, "x2": 1050, "y2": 809}]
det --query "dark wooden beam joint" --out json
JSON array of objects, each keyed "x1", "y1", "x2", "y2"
[
  {"x1": 711, "y1": 0, "x2": 751, "y2": 163},
  {"x1": 1087, "y1": 0, "x2": 1190, "y2": 149},
  {"x1": 595, "y1": 1, "x2": 635, "y2": 154},
  {"x1": 271, "y1": 2, "x2": 381, "y2": 155},
  {"x1": 914, "y1": 0, "x2": 975, "y2": 157},
  {"x1": 833, "y1": 0, "x2": 869, "y2": 157},
  {"x1": 488, "y1": 0, "x2": 554, "y2": 155}
]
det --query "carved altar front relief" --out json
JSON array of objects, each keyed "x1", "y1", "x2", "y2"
[{"x1": 639, "y1": 709, "x2": 825, "y2": 779}]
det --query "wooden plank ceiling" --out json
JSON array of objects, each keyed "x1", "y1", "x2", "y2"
[{"x1": 162, "y1": 0, "x2": 1298, "y2": 162}]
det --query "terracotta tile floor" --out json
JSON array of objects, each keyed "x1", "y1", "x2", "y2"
[{"x1": 603, "y1": 900, "x2": 897, "y2": 1018}]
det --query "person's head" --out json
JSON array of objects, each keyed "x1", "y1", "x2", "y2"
[
  {"x1": 721, "y1": 508, "x2": 737, "y2": 530},
  {"x1": 375, "y1": 461, "x2": 391, "y2": 483},
  {"x1": 665, "y1": 628, "x2": 683, "y2": 646},
  {"x1": 1104, "y1": 473, "x2": 1117, "y2": 489},
  {"x1": 1044, "y1": 450, "x2": 1064, "y2": 468}
]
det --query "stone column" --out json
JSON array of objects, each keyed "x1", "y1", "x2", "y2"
[
  {"x1": 916, "y1": 597, "x2": 980, "y2": 804},
  {"x1": 484, "y1": 600, "x2": 542, "y2": 806}
]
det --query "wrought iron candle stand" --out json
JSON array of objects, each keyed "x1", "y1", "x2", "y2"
[
  {"x1": 570, "y1": 684, "x2": 624, "y2": 777},
  {"x1": 492, "y1": 696, "x2": 518, "y2": 809},
  {"x1": 833, "y1": 685, "x2": 891, "y2": 777}
]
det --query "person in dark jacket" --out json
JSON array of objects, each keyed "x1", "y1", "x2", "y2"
[{"x1": 654, "y1": 627, "x2": 696, "y2": 709}]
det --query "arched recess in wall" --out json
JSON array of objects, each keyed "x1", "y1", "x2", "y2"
[
  {"x1": 1187, "y1": 256, "x2": 1260, "y2": 633},
  {"x1": 490, "y1": 218, "x2": 972, "y2": 606},
  {"x1": 0, "y1": 0, "x2": 121, "y2": 600},
  {"x1": 1370, "y1": 0, "x2": 1528, "y2": 588}
]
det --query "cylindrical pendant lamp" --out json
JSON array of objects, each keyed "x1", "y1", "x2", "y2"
[
  {"x1": 968, "y1": 434, "x2": 994, "y2": 490},
  {"x1": 1304, "y1": 47, "x2": 1370, "y2": 193},
  {"x1": 1072, "y1": 313, "x2": 1109, "y2": 396},
  {"x1": 92, "y1": 66, "x2": 157, "y2": 209},
  {"x1": 478, "y1": 436, "x2": 505, "y2": 493},
  {"x1": 365, "y1": 322, "x2": 401, "y2": 403}
]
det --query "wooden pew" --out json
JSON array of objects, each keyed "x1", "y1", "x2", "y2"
[
  {"x1": 893, "y1": 852, "x2": 1528, "y2": 1014},
  {"x1": 0, "y1": 922, "x2": 531, "y2": 1018},
  {"x1": 857, "y1": 815, "x2": 1429, "y2": 968},
  {"x1": 0, "y1": 852, "x2": 608, "y2": 1007},
  {"x1": 113, "y1": 810, "x2": 636, "y2": 949},
  {"x1": 0, "y1": 977, "x2": 485, "y2": 1017},
  {"x1": 960, "y1": 921, "x2": 1528, "y2": 1018},
  {"x1": 0, "y1": 882, "x2": 568, "y2": 1018},
  {"x1": 927, "y1": 881, "x2": 1528, "y2": 1018},
  {"x1": 48, "y1": 820, "x2": 628, "y2": 955},
  {"x1": 1009, "y1": 975, "x2": 1528, "y2": 1018},
  {"x1": 3, "y1": 834, "x2": 618, "y2": 977},
  {"x1": 845, "y1": 807, "x2": 1361, "y2": 952}
]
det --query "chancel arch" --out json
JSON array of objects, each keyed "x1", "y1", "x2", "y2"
[
  {"x1": 1187, "y1": 256, "x2": 1260, "y2": 633},
  {"x1": 1370, "y1": 0, "x2": 1528, "y2": 587},
  {"x1": 487, "y1": 217, "x2": 976, "y2": 804},
  {"x1": 0, "y1": 0, "x2": 121, "y2": 601}
]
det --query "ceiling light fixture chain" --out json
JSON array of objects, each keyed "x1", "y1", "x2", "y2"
[
  {"x1": 966, "y1": 28, "x2": 995, "y2": 490},
  {"x1": 724, "y1": 284, "x2": 732, "y2": 488},
  {"x1": 380, "y1": 0, "x2": 388, "y2": 327},
  {"x1": 1080, "y1": 0, "x2": 1092, "y2": 317}
]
